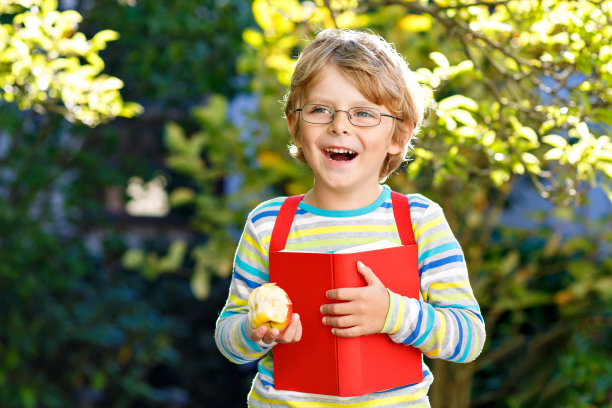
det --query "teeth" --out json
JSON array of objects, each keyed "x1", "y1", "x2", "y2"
[{"x1": 325, "y1": 147, "x2": 356, "y2": 154}]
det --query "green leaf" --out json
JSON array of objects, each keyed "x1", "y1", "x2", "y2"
[
  {"x1": 543, "y1": 134, "x2": 568, "y2": 148},
  {"x1": 544, "y1": 147, "x2": 564, "y2": 161},
  {"x1": 91, "y1": 29, "x2": 120, "y2": 50},
  {"x1": 119, "y1": 101, "x2": 144, "y2": 118},
  {"x1": 191, "y1": 266, "x2": 210, "y2": 300},
  {"x1": 576, "y1": 122, "x2": 591, "y2": 139},
  {"x1": 518, "y1": 125, "x2": 539, "y2": 146},
  {"x1": 521, "y1": 152, "x2": 539, "y2": 165},
  {"x1": 243, "y1": 28, "x2": 264, "y2": 48},
  {"x1": 491, "y1": 169, "x2": 510, "y2": 186},
  {"x1": 449, "y1": 60, "x2": 474, "y2": 77},
  {"x1": 600, "y1": 163, "x2": 612, "y2": 179},
  {"x1": 512, "y1": 161, "x2": 525, "y2": 175},
  {"x1": 593, "y1": 108, "x2": 612, "y2": 127},
  {"x1": 158, "y1": 240, "x2": 187, "y2": 271},
  {"x1": 438, "y1": 94, "x2": 479, "y2": 111},
  {"x1": 122, "y1": 249, "x2": 145, "y2": 270},
  {"x1": 19, "y1": 386, "x2": 35, "y2": 408},
  {"x1": 398, "y1": 14, "x2": 433, "y2": 32},
  {"x1": 482, "y1": 130, "x2": 496, "y2": 146},
  {"x1": 165, "y1": 155, "x2": 205, "y2": 175},
  {"x1": 430, "y1": 51, "x2": 450, "y2": 73},
  {"x1": 602, "y1": 184, "x2": 612, "y2": 205},
  {"x1": 169, "y1": 187, "x2": 196, "y2": 206},
  {"x1": 455, "y1": 126, "x2": 478, "y2": 138},
  {"x1": 192, "y1": 94, "x2": 228, "y2": 128},
  {"x1": 164, "y1": 122, "x2": 187, "y2": 152},
  {"x1": 451, "y1": 109, "x2": 477, "y2": 126}
]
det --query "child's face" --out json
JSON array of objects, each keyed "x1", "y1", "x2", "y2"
[{"x1": 290, "y1": 64, "x2": 402, "y2": 197}]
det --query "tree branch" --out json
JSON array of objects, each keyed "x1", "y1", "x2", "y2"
[
  {"x1": 437, "y1": 0, "x2": 511, "y2": 11},
  {"x1": 323, "y1": 0, "x2": 338, "y2": 28}
]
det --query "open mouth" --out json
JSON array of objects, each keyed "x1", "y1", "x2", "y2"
[{"x1": 323, "y1": 147, "x2": 358, "y2": 162}]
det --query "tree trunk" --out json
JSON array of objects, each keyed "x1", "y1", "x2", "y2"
[{"x1": 429, "y1": 359, "x2": 476, "y2": 408}]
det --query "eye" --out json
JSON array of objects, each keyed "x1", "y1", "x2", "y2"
[
  {"x1": 309, "y1": 104, "x2": 332, "y2": 114},
  {"x1": 353, "y1": 107, "x2": 378, "y2": 118}
]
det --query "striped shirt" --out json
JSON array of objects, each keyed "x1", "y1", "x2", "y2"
[{"x1": 215, "y1": 185, "x2": 485, "y2": 407}]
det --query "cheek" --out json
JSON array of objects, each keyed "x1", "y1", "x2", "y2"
[{"x1": 300, "y1": 144, "x2": 316, "y2": 165}]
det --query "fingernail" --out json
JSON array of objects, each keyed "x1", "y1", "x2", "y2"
[
  {"x1": 322, "y1": 317, "x2": 327, "y2": 325},
  {"x1": 357, "y1": 260, "x2": 364, "y2": 267}
]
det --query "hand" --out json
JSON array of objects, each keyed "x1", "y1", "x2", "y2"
[
  {"x1": 249, "y1": 313, "x2": 302, "y2": 345},
  {"x1": 320, "y1": 261, "x2": 390, "y2": 337}
]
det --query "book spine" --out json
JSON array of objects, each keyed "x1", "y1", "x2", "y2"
[{"x1": 333, "y1": 255, "x2": 364, "y2": 396}]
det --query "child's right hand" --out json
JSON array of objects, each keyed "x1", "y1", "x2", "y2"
[{"x1": 249, "y1": 313, "x2": 302, "y2": 344}]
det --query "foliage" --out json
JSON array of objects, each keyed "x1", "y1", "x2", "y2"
[
  {"x1": 1, "y1": 0, "x2": 257, "y2": 406},
  {"x1": 470, "y1": 216, "x2": 612, "y2": 407},
  {"x1": 0, "y1": 0, "x2": 142, "y2": 126},
  {"x1": 0, "y1": 101, "x2": 180, "y2": 407},
  {"x1": 0, "y1": 3, "x2": 158, "y2": 406},
  {"x1": 123, "y1": 93, "x2": 312, "y2": 299},
  {"x1": 2, "y1": 0, "x2": 611, "y2": 406},
  {"x1": 139, "y1": 0, "x2": 612, "y2": 407},
  {"x1": 81, "y1": 0, "x2": 254, "y2": 106},
  {"x1": 246, "y1": 0, "x2": 612, "y2": 204}
]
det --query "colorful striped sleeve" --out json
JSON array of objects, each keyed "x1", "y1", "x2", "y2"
[
  {"x1": 214, "y1": 200, "x2": 281, "y2": 364},
  {"x1": 382, "y1": 198, "x2": 485, "y2": 363}
]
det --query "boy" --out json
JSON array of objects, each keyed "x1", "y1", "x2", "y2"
[{"x1": 215, "y1": 28, "x2": 485, "y2": 407}]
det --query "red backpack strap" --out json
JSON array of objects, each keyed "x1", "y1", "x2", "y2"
[
  {"x1": 269, "y1": 195, "x2": 304, "y2": 252},
  {"x1": 391, "y1": 191, "x2": 416, "y2": 246},
  {"x1": 270, "y1": 192, "x2": 414, "y2": 250}
]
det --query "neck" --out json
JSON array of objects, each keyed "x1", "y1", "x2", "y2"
[{"x1": 303, "y1": 184, "x2": 384, "y2": 211}]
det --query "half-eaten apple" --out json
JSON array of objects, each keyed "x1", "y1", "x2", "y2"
[{"x1": 248, "y1": 283, "x2": 293, "y2": 331}]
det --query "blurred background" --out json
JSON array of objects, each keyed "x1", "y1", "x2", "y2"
[{"x1": 1, "y1": 0, "x2": 611, "y2": 407}]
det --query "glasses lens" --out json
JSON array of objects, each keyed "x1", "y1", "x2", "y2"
[
  {"x1": 299, "y1": 104, "x2": 384, "y2": 126},
  {"x1": 302, "y1": 104, "x2": 333, "y2": 124},
  {"x1": 348, "y1": 107, "x2": 381, "y2": 127}
]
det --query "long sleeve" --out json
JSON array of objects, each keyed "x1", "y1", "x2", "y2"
[
  {"x1": 216, "y1": 190, "x2": 480, "y2": 407},
  {"x1": 214, "y1": 213, "x2": 273, "y2": 364},
  {"x1": 381, "y1": 200, "x2": 485, "y2": 362}
]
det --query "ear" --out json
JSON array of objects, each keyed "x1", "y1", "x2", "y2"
[
  {"x1": 287, "y1": 113, "x2": 302, "y2": 148},
  {"x1": 388, "y1": 122, "x2": 414, "y2": 155},
  {"x1": 287, "y1": 112, "x2": 293, "y2": 130}
]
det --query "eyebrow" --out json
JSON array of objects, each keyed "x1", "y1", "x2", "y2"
[{"x1": 305, "y1": 97, "x2": 377, "y2": 108}]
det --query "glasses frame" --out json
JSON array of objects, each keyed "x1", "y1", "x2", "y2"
[{"x1": 295, "y1": 104, "x2": 403, "y2": 128}]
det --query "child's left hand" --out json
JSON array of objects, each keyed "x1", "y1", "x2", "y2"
[{"x1": 320, "y1": 261, "x2": 390, "y2": 337}]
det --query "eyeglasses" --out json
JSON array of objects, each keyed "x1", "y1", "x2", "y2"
[{"x1": 295, "y1": 104, "x2": 403, "y2": 127}]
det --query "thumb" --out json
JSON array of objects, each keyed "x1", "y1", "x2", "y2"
[{"x1": 356, "y1": 260, "x2": 383, "y2": 286}]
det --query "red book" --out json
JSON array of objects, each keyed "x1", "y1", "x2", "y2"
[{"x1": 268, "y1": 193, "x2": 423, "y2": 397}]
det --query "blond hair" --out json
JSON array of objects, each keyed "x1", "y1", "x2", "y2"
[{"x1": 284, "y1": 28, "x2": 426, "y2": 181}]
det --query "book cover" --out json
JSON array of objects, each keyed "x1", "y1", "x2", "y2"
[{"x1": 269, "y1": 244, "x2": 422, "y2": 397}]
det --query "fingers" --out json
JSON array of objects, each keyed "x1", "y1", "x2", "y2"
[
  {"x1": 320, "y1": 261, "x2": 390, "y2": 338},
  {"x1": 277, "y1": 313, "x2": 302, "y2": 343},
  {"x1": 325, "y1": 287, "x2": 363, "y2": 301},
  {"x1": 356, "y1": 260, "x2": 383, "y2": 286},
  {"x1": 250, "y1": 325, "x2": 279, "y2": 344},
  {"x1": 325, "y1": 261, "x2": 383, "y2": 301},
  {"x1": 322, "y1": 314, "x2": 360, "y2": 328},
  {"x1": 262, "y1": 327, "x2": 281, "y2": 344},
  {"x1": 250, "y1": 314, "x2": 303, "y2": 345},
  {"x1": 320, "y1": 300, "x2": 356, "y2": 316},
  {"x1": 330, "y1": 326, "x2": 365, "y2": 338}
]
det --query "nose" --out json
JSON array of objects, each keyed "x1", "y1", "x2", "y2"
[{"x1": 330, "y1": 109, "x2": 352, "y2": 133}]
